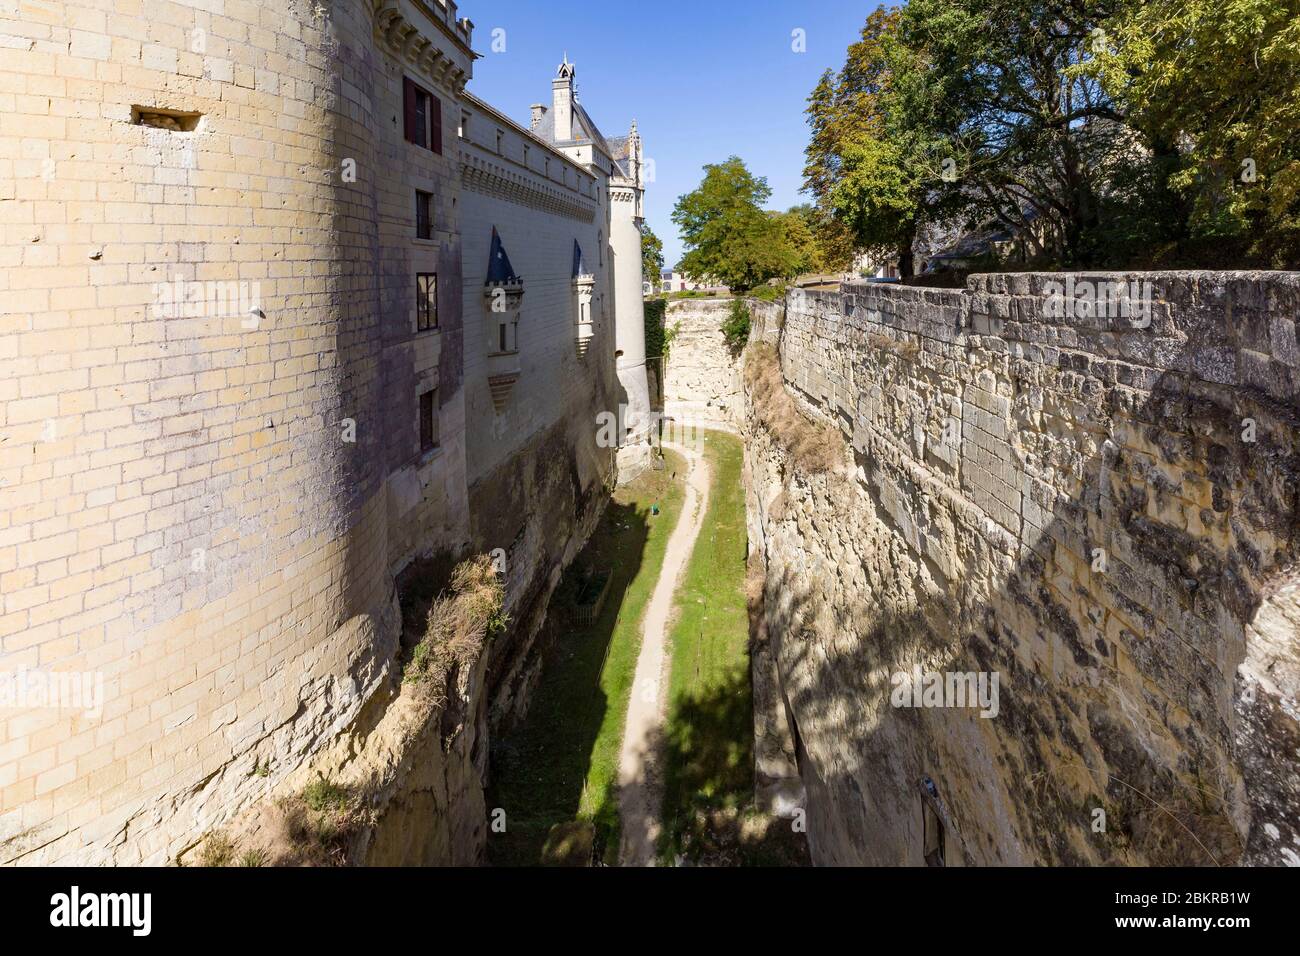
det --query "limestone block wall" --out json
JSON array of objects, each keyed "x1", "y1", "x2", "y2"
[
  {"x1": 662, "y1": 298, "x2": 743, "y2": 432},
  {"x1": 745, "y1": 273, "x2": 1300, "y2": 866},
  {"x1": 457, "y1": 100, "x2": 618, "y2": 727},
  {"x1": 0, "y1": 0, "x2": 476, "y2": 864}
]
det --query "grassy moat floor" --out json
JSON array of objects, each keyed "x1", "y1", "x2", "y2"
[
  {"x1": 657, "y1": 432, "x2": 808, "y2": 866},
  {"x1": 487, "y1": 448, "x2": 687, "y2": 866},
  {"x1": 487, "y1": 431, "x2": 806, "y2": 866}
]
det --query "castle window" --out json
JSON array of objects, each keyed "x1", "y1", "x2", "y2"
[
  {"x1": 416, "y1": 273, "x2": 438, "y2": 331},
  {"x1": 419, "y1": 388, "x2": 439, "y2": 453},
  {"x1": 459, "y1": 109, "x2": 470, "y2": 139},
  {"x1": 598, "y1": 231, "x2": 604, "y2": 267},
  {"x1": 415, "y1": 190, "x2": 433, "y2": 240},
  {"x1": 132, "y1": 106, "x2": 201, "y2": 131},
  {"x1": 495, "y1": 315, "x2": 517, "y2": 353},
  {"x1": 523, "y1": 144, "x2": 530, "y2": 167},
  {"x1": 403, "y1": 77, "x2": 442, "y2": 155},
  {"x1": 496, "y1": 129, "x2": 504, "y2": 155}
]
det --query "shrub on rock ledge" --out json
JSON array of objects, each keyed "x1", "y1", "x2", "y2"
[{"x1": 743, "y1": 342, "x2": 843, "y2": 475}]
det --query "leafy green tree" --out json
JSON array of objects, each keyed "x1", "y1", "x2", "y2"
[
  {"x1": 672, "y1": 157, "x2": 799, "y2": 291},
  {"x1": 804, "y1": 7, "x2": 955, "y2": 277},
  {"x1": 1089, "y1": 0, "x2": 1300, "y2": 265},
  {"x1": 812, "y1": 0, "x2": 1299, "y2": 270},
  {"x1": 781, "y1": 204, "x2": 856, "y2": 274},
  {"x1": 640, "y1": 224, "x2": 665, "y2": 285},
  {"x1": 894, "y1": 0, "x2": 1136, "y2": 267},
  {"x1": 776, "y1": 208, "x2": 818, "y2": 276}
]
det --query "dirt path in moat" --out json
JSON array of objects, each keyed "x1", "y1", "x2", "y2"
[{"x1": 616, "y1": 440, "x2": 711, "y2": 867}]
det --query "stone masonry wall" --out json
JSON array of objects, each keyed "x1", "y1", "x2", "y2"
[
  {"x1": 662, "y1": 298, "x2": 743, "y2": 433},
  {"x1": 457, "y1": 94, "x2": 619, "y2": 730},
  {"x1": 745, "y1": 274, "x2": 1300, "y2": 866},
  {"x1": 0, "y1": 0, "x2": 479, "y2": 864}
]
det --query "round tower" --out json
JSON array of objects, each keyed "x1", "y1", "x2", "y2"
[{"x1": 610, "y1": 120, "x2": 652, "y2": 478}]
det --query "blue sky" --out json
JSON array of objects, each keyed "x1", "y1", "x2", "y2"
[{"x1": 462, "y1": 0, "x2": 875, "y2": 269}]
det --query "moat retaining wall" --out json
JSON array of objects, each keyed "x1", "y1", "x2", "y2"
[
  {"x1": 745, "y1": 274, "x2": 1300, "y2": 865},
  {"x1": 661, "y1": 298, "x2": 743, "y2": 433}
]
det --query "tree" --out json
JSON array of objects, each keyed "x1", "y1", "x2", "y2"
[
  {"x1": 776, "y1": 208, "x2": 818, "y2": 277},
  {"x1": 672, "y1": 157, "x2": 799, "y2": 291},
  {"x1": 1089, "y1": 0, "x2": 1300, "y2": 266},
  {"x1": 781, "y1": 204, "x2": 856, "y2": 275},
  {"x1": 803, "y1": 7, "x2": 949, "y2": 277},
  {"x1": 641, "y1": 224, "x2": 665, "y2": 284},
  {"x1": 812, "y1": 0, "x2": 1299, "y2": 271},
  {"x1": 893, "y1": 0, "x2": 1142, "y2": 267}
]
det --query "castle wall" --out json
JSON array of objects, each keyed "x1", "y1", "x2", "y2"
[
  {"x1": 609, "y1": 178, "x2": 651, "y2": 475},
  {"x1": 0, "y1": 0, "x2": 476, "y2": 864},
  {"x1": 456, "y1": 100, "x2": 618, "y2": 727},
  {"x1": 745, "y1": 274, "x2": 1300, "y2": 866}
]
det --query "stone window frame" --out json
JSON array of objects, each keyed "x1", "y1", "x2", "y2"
[
  {"x1": 416, "y1": 272, "x2": 438, "y2": 332},
  {"x1": 415, "y1": 189, "x2": 434, "y2": 240},
  {"x1": 419, "y1": 387, "x2": 440, "y2": 455},
  {"x1": 491, "y1": 312, "x2": 519, "y2": 355},
  {"x1": 403, "y1": 76, "x2": 442, "y2": 154}
]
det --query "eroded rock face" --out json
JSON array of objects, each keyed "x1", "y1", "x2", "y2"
[
  {"x1": 743, "y1": 275, "x2": 1300, "y2": 866},
  {"x1": 663, "y1": 299, "x2": 744, "y2": 432}
]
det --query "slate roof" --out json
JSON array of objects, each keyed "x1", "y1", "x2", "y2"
[
  {"x1": 486, "y1": 227, "x2": 521, "y2": 284},
  {"x1": 533, "y1": 97, "x2": 633, "y2": 176}
]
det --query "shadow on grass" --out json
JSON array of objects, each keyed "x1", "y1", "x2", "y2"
[
  {"x1": 486, "y1": 456, "x2": 684, "y2": 866},
  {"x1": 656, "y1": 665, "x2": 809, "y2": 866}
]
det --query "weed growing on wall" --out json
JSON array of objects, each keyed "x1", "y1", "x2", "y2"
[
  {"x1": 743, "y1": 342, "x2": 843, "y2": 474},
  {"x1": 722, "y1": 299, "x2": 752, "y2": 357},
  {"x1": 405, "y1": 556, "x2": 508, "y2": 693}
]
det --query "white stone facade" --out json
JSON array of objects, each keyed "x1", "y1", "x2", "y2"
[
  {"x1": 530, "y1": 59, "x2": 652, "y2": 480},
  {"x1": 0, "y1": 0, "x2": 642, "y2": 864}
]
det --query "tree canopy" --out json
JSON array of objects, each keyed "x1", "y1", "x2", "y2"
[
  {"x1": 805, "y1": 0, "x2": 1300, "y2": 271},
  {"x1": 641, "y1": 224, "x2": 664, "y2": 284},
  {"x1": 672, "y1": 157, "x2": 802, "y2": 291}
]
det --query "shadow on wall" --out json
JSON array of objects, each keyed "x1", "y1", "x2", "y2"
[
  {"x1": 486, "y1": 497, "x2": 655, "y2": 866},
  {"x1": 471, "y1": 409, "x2": 611, "y2": 728},
  {"x1": 749, "y1": 276, "x2": 1300, "y2": 866}
]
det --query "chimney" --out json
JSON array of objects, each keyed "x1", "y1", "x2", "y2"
[
  {"x1": 530, "y1": 103, "x2": 547, "y2": 131},
  {"x1": 552, "y1": 56, "x2": 574, "y2": 141}
]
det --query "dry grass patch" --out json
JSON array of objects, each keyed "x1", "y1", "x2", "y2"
[
  {"x1": 866, "y1": 331, "x2": 921, "y2": 360},
  {"x1": 189, "y1": 776, "x2": 372, "y2": 867},
  {"x1": 404, "y1": 555, "x2": 507, "y2": 697},
  {"x1": 194, "y1": 830, "x2": 236, "y2": 867},
  {"x1": 743, "y1": 342, "x2": 843, "y2": 475}
]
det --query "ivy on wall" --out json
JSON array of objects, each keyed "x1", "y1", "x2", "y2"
[{"x1": 644, "y1": 299, "x2": 668, "y2": 359}]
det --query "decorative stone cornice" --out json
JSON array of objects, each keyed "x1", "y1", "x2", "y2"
[
  {"x1": 610, "y1": 187, "x2": 638, "y2": 204},
  {"x1": 461, "y1": 155, "x2": 597, "y2": 223},
  {"x1": 372, "y1": 0, "x2": 471, "y2": 95},
  {"x1": 487, "y1": 372, "x2": 519, "y2": 412}
]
